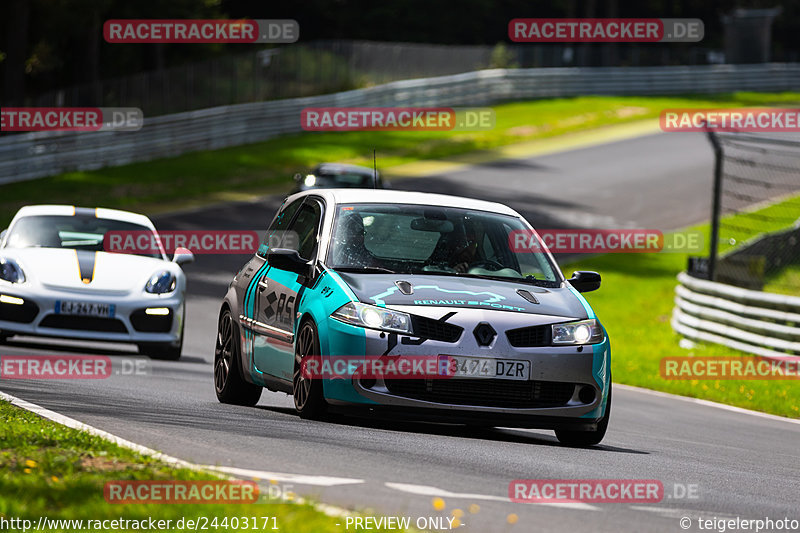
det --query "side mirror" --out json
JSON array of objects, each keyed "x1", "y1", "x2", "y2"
[
  {"x1": 568, "y1": 271, "x2": 601, "y2": 293},
  {"x1": 293, "y1": 173, "x2": 302, "y2": 182},
  {"x1": 267, "y1": 248, "x2": 309, "y2": 275},
  {"x1": 172, "y1": 247, "x2": 195, "y2": 266}
]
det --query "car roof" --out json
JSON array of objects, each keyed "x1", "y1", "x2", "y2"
[
  {"x1": 12, "y1": 205, "x2": 156, "y2": 228},
  {"x1": 286, "y1": 189, "x2": 521, "y2": 217}
]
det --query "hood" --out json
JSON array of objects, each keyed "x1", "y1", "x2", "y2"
[
  {"x1": 335, "y1": 272, "x2": 588, "y2": 318},
  {"x1": 5, "y1": 248, "x2": 173, "y2": 293}
]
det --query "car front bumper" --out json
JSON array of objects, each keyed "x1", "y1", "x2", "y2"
[
  {"x1": 320, "y1": 306, "x2": 611, "y2": 425},
  {"x1": 0, "y1": 285, "x2": 184, "y2": 345}
]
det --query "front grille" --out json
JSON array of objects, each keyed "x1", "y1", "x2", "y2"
[
  {"x1": 411, "y1": 316, "x2": 463, "y2": 343},
  {"x1": 506, "y1": 325, "x2": 550, "y2": 347},
  {"x1": 39, "y1": 315, "x2": 128, "y2": 333},
  {"x1": 385, "y1": 378, "x2": 575, "y2": 408},
  {"x1": 0, "y1": 299, "x2": 39, "y2": 324},
  {"x1": 130, "y1": 308, "x2": 173, "y2": 333}
]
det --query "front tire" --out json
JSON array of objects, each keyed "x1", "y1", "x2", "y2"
[
  {"x1": 293, "y1": 319, "x2": 327, "y2": 419},
  {"x1": 555, "y1": 383, "x2": 611, "y2": 447},
  {"x1": 214, "y1": 309, "x2": 262, "y2": 406},
  {"x1": 138, "y1": 309, "x2": 184, "y2": 360},
  {"x1": 138, "y1": 341, "x2": 182, "y2": 360}
]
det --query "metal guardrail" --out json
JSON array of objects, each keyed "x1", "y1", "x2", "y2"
[
  {"x1": 2, "y1": 63, "x2": 800, "y2": 185},
  {"x1": 672, "y1": 271, "x2": 800, "y2": 358}
]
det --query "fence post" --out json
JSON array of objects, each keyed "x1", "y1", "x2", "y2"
[{"x1": 706, "y1": 129, "x2": 724, "y2": 281}]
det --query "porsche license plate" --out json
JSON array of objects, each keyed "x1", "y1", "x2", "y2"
[{"x1": 56, "y1": 301, "x2": 115, "y2": 318}]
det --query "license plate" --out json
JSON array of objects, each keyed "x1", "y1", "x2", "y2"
[
  {"x1": 439, "y1": 355, "x2": 530, "y2": 381},
  {"x1": 55, "y1": 301, "x2": 115, "y2": 318}
]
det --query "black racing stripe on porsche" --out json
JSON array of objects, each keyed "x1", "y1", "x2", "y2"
[
  {"x1": 76, "y1": 251, "x2": 97, "y2": 284},
  {"x1": 74, "y1": 207, "x2": 96, "y2": 217}
]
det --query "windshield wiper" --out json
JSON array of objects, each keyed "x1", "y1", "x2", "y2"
[
  {"x1": 472, "y1": 273, "x2": 560, "y2": 287},
  {"x1": 427, "y1": 271, "x2": 559, "y2": 287},
  {"x1": 333, "y1": 266, "x2": 397, "y2": 274}
]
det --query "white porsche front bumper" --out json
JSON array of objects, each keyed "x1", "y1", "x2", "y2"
[{"x1": 0, "y1": 284, "x2": 184, "y2": 345}]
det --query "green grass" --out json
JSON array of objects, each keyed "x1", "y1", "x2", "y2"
[
  {"x1": 2, "y1": 91, "x2": 800, "y2": 226},
  {"x1": 563, "y1": 195, "x2": 800, "y2": 419},
  {"x1": 0, "y1": 400, "x2": 409, "y2": 532},
  {"x1": 717, "y1": 192, "x2": 800, "y2": 295},
  {"x1": 764, "y1": 264, "x2": 800, "y2": 296}
]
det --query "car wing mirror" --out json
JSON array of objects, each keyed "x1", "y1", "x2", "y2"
[
  {"x1": 172, "y1": 247, "x2": 195, "y2": 265},
  {"x1": 267, "y1": 248, "x2": 310, "y2": 276},
  {"x1": 568, "y1": 271, "x2": 601, "y2": 292}
]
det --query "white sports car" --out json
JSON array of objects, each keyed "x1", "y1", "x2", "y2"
[{"x1": 0, "y1": 205, "x2": 193, "y2": 359}]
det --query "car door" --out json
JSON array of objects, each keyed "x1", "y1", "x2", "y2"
[
  {"x1": 253, "y1": 197, "x2": 323, "y2": 381},
  {"x1": 240, "y1": 197, "x2": 304, "y2": 377}
]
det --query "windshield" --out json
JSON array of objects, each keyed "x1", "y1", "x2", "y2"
[
  {"x1": 5, "y1": 215, "x2": 163, "y2": 259},
  {"x1": 309, "y1": 172, "x2": 374, "y2": 188},
  {"x1": 327, "y1": 204, "x2": 561, "y2": 285}
]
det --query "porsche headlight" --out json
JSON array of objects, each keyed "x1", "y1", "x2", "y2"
[
  {"x1": 145, "y1": 271, "x2": 176, "y2": 294},
  {"x1": 552, "y1": 319, "x2": 604, "y2": 345},
  {"x1": 331, "y1": 302, "x2": 411, "y2": 334},
  {"x1": 0, "y1": 258, "x2": 25, "y2": 284}
]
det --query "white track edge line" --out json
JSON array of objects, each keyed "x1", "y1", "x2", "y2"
[
  {"x1": 0, "y1": 390, "x2": 359, "y2": 519},
  {"x1": 0, "y1": 390, "x2": 199, "y2": 469}
]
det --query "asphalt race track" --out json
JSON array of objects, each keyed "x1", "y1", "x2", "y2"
[{"x1": 2, "y1": 131, "x2": 799, "y2": 533}]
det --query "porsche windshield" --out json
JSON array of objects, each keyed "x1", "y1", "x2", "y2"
[
  {"x1": 327, "y1": 204, "x2": 561, "y2": 285},
  {"x1": 5, "y1": 215, "x2": 162, "y2": 258}
]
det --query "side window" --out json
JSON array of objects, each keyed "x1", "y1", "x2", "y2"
[
  {"x1": 259, "y1": 198, "x2": 303, "y2": 256},
  {"x1": 287, "y1": 201, "x2": 322, "y2": 260}
]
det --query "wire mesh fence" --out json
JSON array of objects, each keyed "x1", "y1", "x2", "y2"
[{"x1": 703, "y1": 132, "x2": 800, "y2": 293}]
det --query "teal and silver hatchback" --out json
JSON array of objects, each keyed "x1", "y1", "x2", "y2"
[{"x1": 214, "y1": 189, "x2": 611, "y2": 446}]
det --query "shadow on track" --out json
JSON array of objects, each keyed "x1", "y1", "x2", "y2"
[
  {"x1": 0, "y1": 337, "x2": 137, "y2": 356},
  {"x1": 254, "y1": 404, "x2": 648, "y2": 454}
]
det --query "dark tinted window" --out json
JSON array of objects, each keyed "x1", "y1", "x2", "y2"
[
  {"x1": 287, "y1": 201, "x2": 322, "y2": 260},
  {"x1": 317, "y1": 173, "x2": 373, "y2": 188},
  {"x1": 260, "y1": 198, "x2": 304, "y2": 255}
]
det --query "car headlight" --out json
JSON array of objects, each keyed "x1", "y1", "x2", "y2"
[
  {"x1": 0, "y1": 258, "x2": 25, "y2": 284},
  {"x1": 331, "y1": 302, "x2": 412, "y2": 334},
  {"x1": 145, "y1": 271, "x2": 176, "y2": 294},
  {"x1": 552, "y1": 319, "x2": 604, "y2": 345}
]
